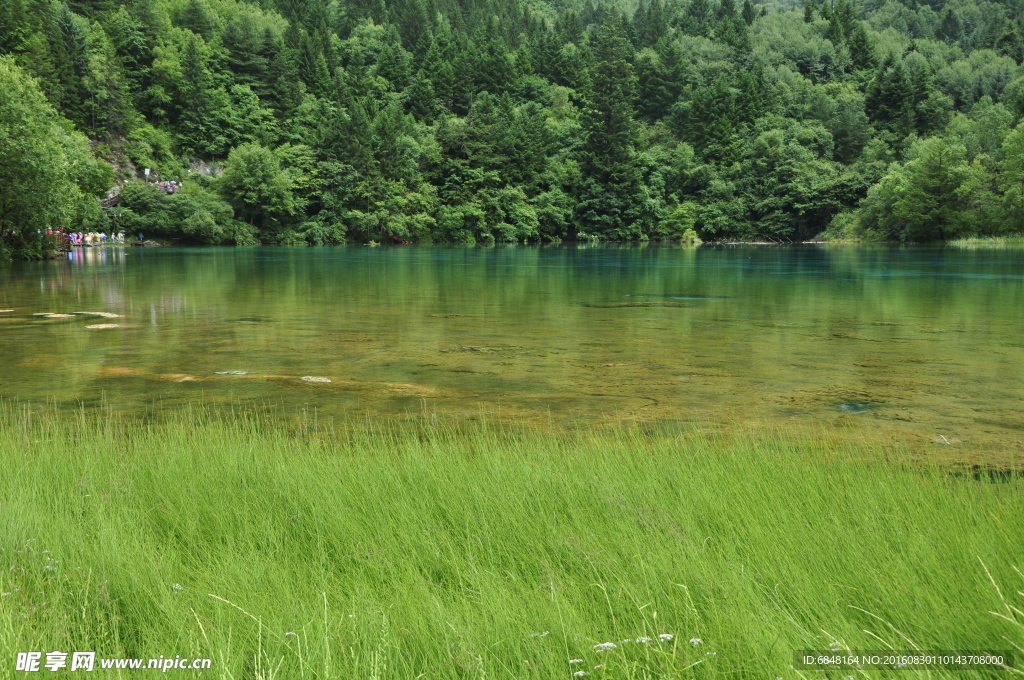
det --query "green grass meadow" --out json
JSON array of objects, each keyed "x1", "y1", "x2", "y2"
[
  {"x1": 1, "y1": 405, "x2": 1022, "y2": 678},
  {"x1": 947, "y1": 236, "x2": 1024, "y2": 248}
]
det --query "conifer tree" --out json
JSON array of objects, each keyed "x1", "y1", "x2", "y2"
[
  {"x1": 375, "y1": 41, "x2": 410, "y2": 91},
  {"x1": 406, "y1": 69, "x2": 436, "y2": 121},
  {"x1": 687, "y1": 77, "x2": 739, "y2": 161},
  {"x1": 938, "y1": 8, "x2": 962, "y2": 45},
  {"x1": 995, "y1": 20, "x2": 1024, "y2": 63},
  {"x1": 578, "y1": 9, "x2": 643, "y2": 238},
  {"x1": 742, "y1": 0, "x2": 756, "y2": 25},
  {"x1": 848, "y1": 23, "x2": 875, "y2": 71},
  {"x1": 177, "y1": 0, "x2": 214, "y2": 40},
  {"x1": 865, "y1": 54, "x2": 914, "y2": 137},
  {"x1": 0, "y1": 0, "x2": 30, "y2": 53},
  {"x1": 49, "y1": 3, "x2": 91, "y2": 128},
  {"x1": 804, "y1": 0, "x2": 815, "y2": 24},
  {"x1": 686, "y1": 0, "x2": 711, "y2": 36}
]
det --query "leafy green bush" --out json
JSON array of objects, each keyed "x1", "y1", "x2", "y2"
[{"x1": 118, "y1": 181, "x2": 255, "y2": 245}]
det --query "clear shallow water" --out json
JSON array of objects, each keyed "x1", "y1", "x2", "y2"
[{"x1": 2, "y1": 244, "x2": 1023, "y2": 461}]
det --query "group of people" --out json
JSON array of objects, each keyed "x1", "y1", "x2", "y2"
[
  {"x1": 149, "y1": 180, "x2": 180, "y2": 193},
  {"x1": 48, "y1": 229, "x2": 127, "y2": 246}
]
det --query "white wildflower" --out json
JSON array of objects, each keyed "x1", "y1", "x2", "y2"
[
  {"x1": 172, "y1": 583, "x2": 184, "y2": 591},
  {"x1": 573, "y1": 672, "x2": 587, "y2": 678},
  {"x1": 689, "y1": 637, "x2": 702, "y2": 645},
  {"x1": 593, "y1": 664, "x2": 604, "y2": 669},
  {"x1": 829, "y1": 641, "x2": 843, "y2": 650},
  {"x1": 635, "y1": 636, "x2": 652, "y2": 643},
  {"x1": 706, "y1": 651, "x2": 717, "y2": 656},
  {"x1": 620, "y1": 638, "x2": 632, "y2": 643},
  {"x1": 592, "y1": 642, "x2": 617, "y2": 651},
  {"x1": 659, "y1": 633, "x2": 674, "y2": 642},
  {"x1": 569, "y1": 659, "x2": 583, "y2": 664}
]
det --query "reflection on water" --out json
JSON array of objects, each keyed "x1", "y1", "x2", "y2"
[{"x1": 2, "y1": 244, "x2": 1023, "y2": 462}]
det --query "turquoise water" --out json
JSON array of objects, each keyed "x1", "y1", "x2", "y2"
[{"x1": 2, "y1": 244, "x2": 1023, "y2": 460}]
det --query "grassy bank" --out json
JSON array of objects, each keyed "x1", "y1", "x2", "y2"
[
  {"x1": 947, "y1": 235, "x2": 1024, "y2": 248},
  {"x1": 0, "y1": 406, "x2": 1022, "y2": 678}
]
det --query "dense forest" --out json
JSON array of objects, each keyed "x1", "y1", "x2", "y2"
[{"x1": 3, "y1": 0, "x2": 1024, "y2": 257}]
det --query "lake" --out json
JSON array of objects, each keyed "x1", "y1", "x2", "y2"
[{"x1": 2, "y1": 244, "x2": 1022, "y2": 462}]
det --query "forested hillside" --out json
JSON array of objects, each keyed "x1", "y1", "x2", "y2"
[{"x1": 3, "y1": 0, "x2": 1024, "y2": 255}]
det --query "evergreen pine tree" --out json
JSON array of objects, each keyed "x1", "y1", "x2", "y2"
[
  {"x1": 406, "y1": 69, "x2": 436, "y2": 121},
  {"x1": 742, "y1": 0, "x2": 756, "y2": 25},
  {"x1": 736, "y1": 64, "x2": 767, "y2": 123},
  {"x1": 578, "y1": 9, "x2": 643, "y2": 239},
  {"x1": 223, "y1": 18, "x2": 269, "y2": 94},
  {"x1": 375, "y1": 41, "x2": 410, "y2": 92},
  {"x1": 818, "y1": 0, "x2": 832, "y2": 23},
  {"x1": 49, "y1": 3, "x2": 90, "y2": 126},
  {"x1": 84, "y1": 22, "x2": 131, "y2": 137},
  {"x1": 685, "y1": 0, "x2": 711, "y2": 36},
  {"x1": 938, "y1": 8, "x2": 962, "y2": 45},
  {"x1": 473, "y1": 19, "x2": 515, "y2": 94},
  {"x1": 176, "y1": 31, "x2": 234, "y2": 156},
  {"x1": 632, "y1": 0, "x2": 648, "y2": 46},
  {"x1": 687, "y1": 77, "x2": 738, "y2": 161},
  {"x1": 638, "y1": 0, "x2": 667, "y2": 47},
  {"x1": 826, "y1": 14, "x2": 844, "y2": 44},
  {"x1": 995, "y1": 20, "x2": 1024, "y2": 63},
  {"x1": 312, "y1": 52, "x2": 333, "y2": 99},
  {"x1": 177, "y1": 0, "x2": 214, "y2": 40},
  {"x1": 0, "y1": 0, "x2": 30, "y2": 53},
  {"x1": 421, "y1": 31, "x2": 455, "y2": 111},
  {"x1": 833, "y1": 0, "x2": 857, "y2": 39},
  {"x1": 848, "y1": 22, "x2": 875, "y2": 71},
  {"x1": 636, "y1": 51, "x2": 671, "y2": 121},
  {"x1": 266, "y1": 46, "x2": 303, "y2": 118},
  {"x1": 865, "y1": 53, "x2": 914, "y2": 137}
]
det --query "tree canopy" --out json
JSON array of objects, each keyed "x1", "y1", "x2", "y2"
[
  {"x1": 4, "y1": 0, "x2": 1024, "y2": 251},
  {"x1": 0, "y1": 57, "x2": 110, "y2": 259}
]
